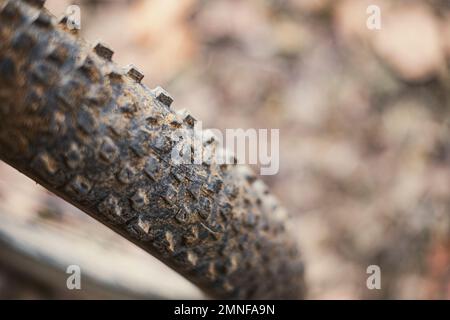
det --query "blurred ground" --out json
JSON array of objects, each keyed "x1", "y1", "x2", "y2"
[{"x1": 1, "y1": 0, "x2": 449, "y2": 299}]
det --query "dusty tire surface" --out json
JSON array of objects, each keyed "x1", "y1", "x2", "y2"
[{"x1": 0, "y1": 0, "x2": 305, "y2": 299}]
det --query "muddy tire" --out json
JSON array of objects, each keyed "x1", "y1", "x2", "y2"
[{"x1": 0, "y1": 0, "x2": 305, "y2": 299}]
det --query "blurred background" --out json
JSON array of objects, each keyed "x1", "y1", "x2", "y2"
[{"x1": 0, "y1": 0, "x2": 449, "y2": 299}]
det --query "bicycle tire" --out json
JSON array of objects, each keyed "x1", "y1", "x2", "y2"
[{"x1": 0, "y1": 0, "x2": 305, "y2": 299}]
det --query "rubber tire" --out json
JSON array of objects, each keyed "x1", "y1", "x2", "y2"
[{"x1": 0, "y1": 0, "x2": 305, "y2": 299}]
